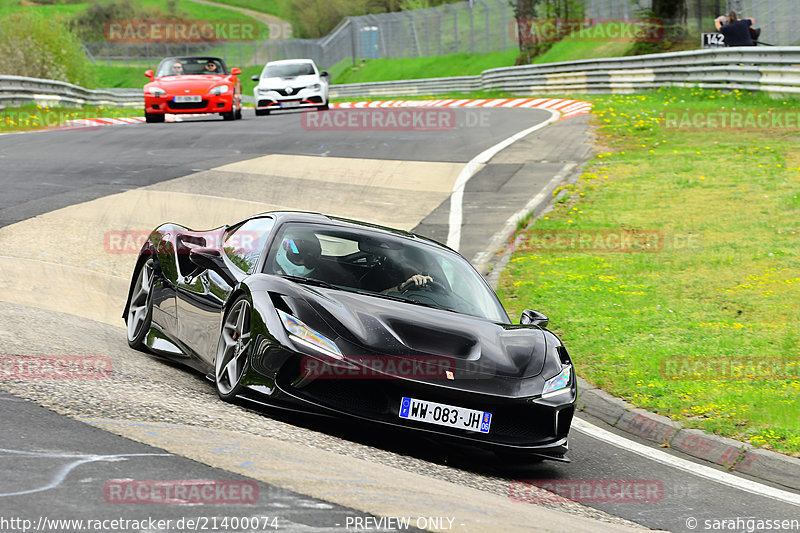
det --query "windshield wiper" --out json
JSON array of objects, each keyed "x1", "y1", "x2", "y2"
[{"x1": 280, "y1": 275, "x2": 337, "y2": 290}]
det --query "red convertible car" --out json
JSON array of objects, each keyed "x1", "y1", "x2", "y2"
[{"x1": 144, "y1": 56, "x2": 242, "y2": 123}]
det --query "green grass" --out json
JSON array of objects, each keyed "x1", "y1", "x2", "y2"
[
  {"x1": 197, "y1": 0, "x2": 294, "y2": 20},
  {"x1": 1, "y1": 0, "x2": 269, "y2": 35},
  {"x1": 533, "y1": 24, "x2": 634, "y2": 63},
  {"x1": 0, "y1": 104, "x2": 134, "y2": 132},
  {"x1": 0, "y1": 1, "x2": 84, "y2": 19},
  {"x1": 330, "y1": 50, "x2": 518, "y2": 85},
  {"x1": 494, "y1": 87, "x2": 800, "y2": 456}
]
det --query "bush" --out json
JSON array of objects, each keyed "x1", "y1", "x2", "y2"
[
  {"x1": 70, "y1": 0, "x2": 187, "y2": 42},
  {"x1": 0, "y1": 11, "x2": 94, "y2": 86}
]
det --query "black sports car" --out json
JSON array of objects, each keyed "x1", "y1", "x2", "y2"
[{"x1": 123, "y1": 212, "x2": 576, "y2": 461}]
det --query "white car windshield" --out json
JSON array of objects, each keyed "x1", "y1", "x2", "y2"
[{"x1": 263, "y1": 63, "x2": 315, "y2": 78}]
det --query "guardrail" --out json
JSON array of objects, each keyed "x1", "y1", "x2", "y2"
[
  {"x1": 3, "y1": 47, "x2": 798, "y2": 110},
  {"x1": 330, "y1": 47, "x2": 800, "y2": 98},
  {"x1": 0, "y1": 76, "x2": 142, "y2": 109}
]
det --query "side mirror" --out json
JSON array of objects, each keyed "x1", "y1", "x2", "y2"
[
  {"x1": 145, "y1": 69, "x2": 154, "y2": 81},
  {"x1": 320, "y1": 71, "x2": 330, "y2": 77},
  {"x1": 251, "y1": 75, "x2": 260, "y2": 82},
  {"x1": 520, "y1": 309, "x2": 548, "y2": 328},
  {"x1": 231, "y1": 67, "x2": 242, "y2": 76},
  {"x1": 189, "y1": 247, "x2": 237, "y2": 286}
]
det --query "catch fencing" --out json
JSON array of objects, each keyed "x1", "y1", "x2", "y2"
[{"x1": 81, "y1": 0, "x2": 799, "y2": 69}]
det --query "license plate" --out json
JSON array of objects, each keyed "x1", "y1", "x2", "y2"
[
  {"x1": 399, "y1": 397, "x2": 492, "y2": 434},
  {"x1": 280, "y1": 101, "x2": 300, "y2": 108},
  {"x1": 174, "y1": 95, "x2": 201, "y2": 103}
]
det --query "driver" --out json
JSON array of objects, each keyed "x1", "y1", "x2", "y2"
[
  {"x1": 381, "y1": 248, "x2": 434, "y2": 293},
  {"x1": 384, "y1": 274, "x2": 433, "y2": 294},
  {"x1": 204, "y1": 61, "x2": 218, "y2": 73},
  {"x1": 275, "y1": 235, "x2": 320, "y2": 278}
]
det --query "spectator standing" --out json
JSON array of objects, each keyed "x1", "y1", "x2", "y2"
[{"x1": 715, "y1": 11, "x2": 756, "y2": 46}]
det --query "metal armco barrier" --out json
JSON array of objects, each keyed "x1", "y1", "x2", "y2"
[
  {"x1": 2, "y1": 48, "x2": 798, "y2": 109},
  {"x1": 0, "y1": 76, "x2": 142, "y2": 108},
  {"x1": 330, "y1": 47, "x2": 800, "y2": 98}
]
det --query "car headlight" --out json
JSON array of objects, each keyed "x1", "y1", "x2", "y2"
[
  {"x1": 148, "y1": 87, "x2": 166, "y2": 97},
  {"x1": 210, "y1": 85, "x2": 229, "y2": 95},
  {"x1": 541, "y1": 365, "x2": 571, "y2": 398},
  {"x1": 277, "y1": 310, "x2": 342, "y2": 359},
  {"x1": 257, "y1": 87, "x2": 276, "y2": 94},
  {"x1": 306, "y1": 83, "x2": 321, "y2": 91}
]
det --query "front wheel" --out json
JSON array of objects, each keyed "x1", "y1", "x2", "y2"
[
  {"x1": 235, "y1": 106, "x2": 242, "y2": 120},
  {"x1": 215, "y1": 297, "x2": 252, "y2": 401},
  {"x1": 221, "y1": 110, "x2": 235, "y2": 121},
  {"x1": 317, "y1": 102, "x2": 329, "y2": 111},
  {"x1": 126, "y1": 258, "x2": 155, "y2": 350}
]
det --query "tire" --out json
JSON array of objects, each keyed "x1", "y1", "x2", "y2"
[
  {"x1": 255, "y1": 109, "x2": 270, "y2": 116},
  {"x1": 145, "y1": 113, "x2": 164, "y2": 123},
  {"x1": 235, "y1": 106, "x2": 242, "y2": 120},
  {"x1": 126, "y1": 258, "x2": 155, "y2": 350},
  {"x1": 317, "y1": 102, "x2": 329, "y2": 111},
  {"x1": 221, "y1": 110, "x2": 235, "y2": 121},
  {"x1": 215, "y1": 296, "x2": 252, "y2": 401}
]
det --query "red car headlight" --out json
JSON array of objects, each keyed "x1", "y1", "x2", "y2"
[{"x1": 209, "y1": 85, "x2": 229, "y2": 96}]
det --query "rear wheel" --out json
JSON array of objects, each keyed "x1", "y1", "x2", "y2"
[
  {"x1": 126, "y1": 258, "x2": 155, "y2": 350},
  {"x1": 145, "y1": 113, "x2": 164, "y2": 123},
  {"x1": 215, "y1": 297, "x2": 252, "y2": 401}
]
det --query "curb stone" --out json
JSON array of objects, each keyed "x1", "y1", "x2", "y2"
[
  {"x1": 576, "y1": 376, "x2": 800, "y2": 492},
  {"x1": 481, "y1": 110, "x2": 800, "y2": 493}
]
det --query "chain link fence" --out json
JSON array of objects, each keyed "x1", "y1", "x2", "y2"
[
  {"x1": 82, "y1": 0, "x2": 798, "y2": 70},
  {"x1": 587, "y1": 0, "x2": 798, "y2": 46}
]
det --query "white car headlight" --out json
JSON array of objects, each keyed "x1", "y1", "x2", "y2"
[
  {"x1": 148, "y1": 87, "x2": 166, "y2": 97},
  {"x1": 209, "y1": 85, "x2": 229, "y2": 95},
  {"x1": 257, "y1": 87, "x2": 276, "y2": 94},
  {"x1": 541, "y1": 365, "x2": 571, "y2": 398},
  {"x1": 277, "y1": 310, "x2": 342, "y2": 359},
  {"x1": 306, "y1": 83, "x2": 321, "y2": 91}
]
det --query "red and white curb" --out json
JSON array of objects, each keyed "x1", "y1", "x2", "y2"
[
  {"x1": 331, "y1": 98, "x2": 592, "y2": 120},
  {"x1": 6, "y1": 99, "x2": 591, "y2": 134}
]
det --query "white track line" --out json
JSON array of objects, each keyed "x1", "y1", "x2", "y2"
[
  {"x1": 572, "y1": 418, "x2": 800, "y2": 507},
  {"x1": 446, "y1": 108, "x2": 560, "y2": 251}
]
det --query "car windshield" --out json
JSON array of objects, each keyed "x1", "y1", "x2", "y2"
[
  {"x1": 156, "y1": 57, "x2": 226, "y2": 77},
  {"x1": 262, "y1": 63, "x2": 315, "y2": 78},
  {"x1": 264, "y1": 223, "x2": 510, "y2": 323}
]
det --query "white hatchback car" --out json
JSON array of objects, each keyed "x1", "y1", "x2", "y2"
[{"x1": 252, "y1": 59, "x2": 329, "y2": 116}]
